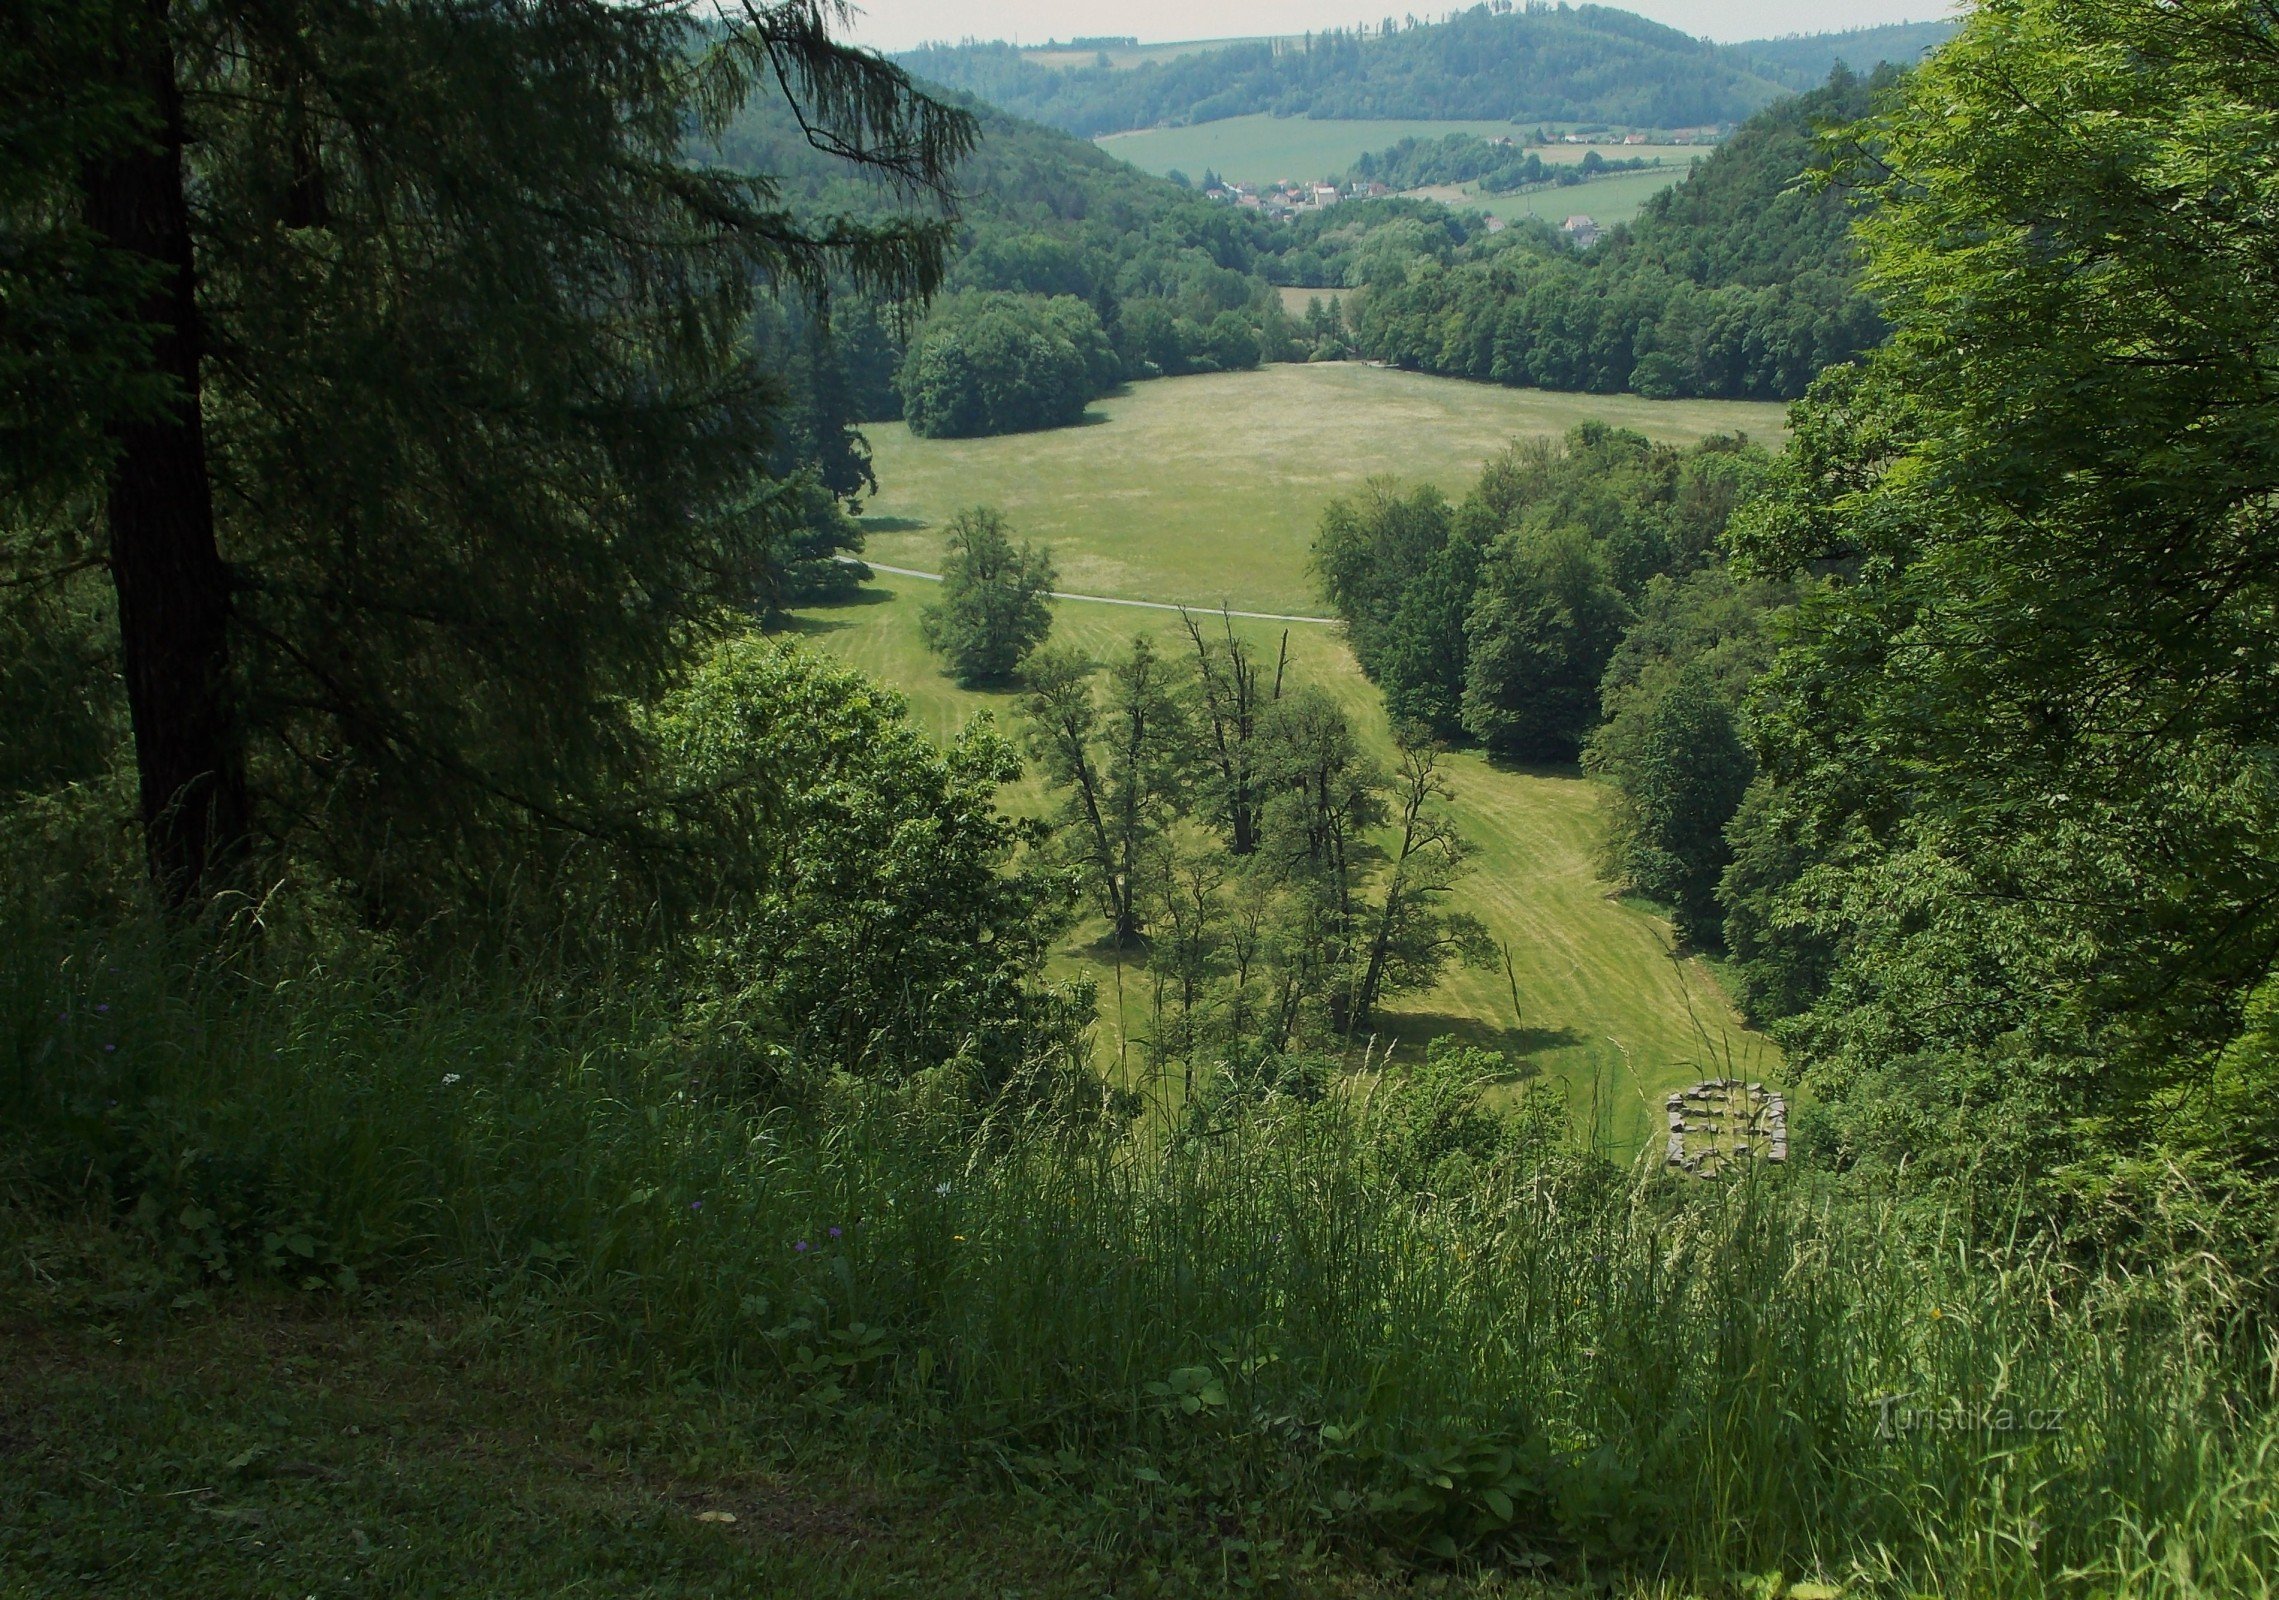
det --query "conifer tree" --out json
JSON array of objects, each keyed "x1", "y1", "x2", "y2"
[{"x1": 1, "y1": 0, "x2": 974, "y2": 914}]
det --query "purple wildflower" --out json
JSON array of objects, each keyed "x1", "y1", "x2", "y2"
[
  {"x1": 794, "y1": 1239, "x2": 809, "y2": 1253},
  {"x1": 690, "y1": 1199, "x2": 704, "y2": 1212},
  {"x1": 104, "y1": 1043, "x2": 116, "y2": 1053},
  {"x1": 827, "y1": 1226, "x2": 841, "y2": 1239},
  {"x1": 96, "y1": 1003, "x2": 110, "y2": 1014}
]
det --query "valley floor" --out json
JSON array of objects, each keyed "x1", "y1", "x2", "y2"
[{"x1": 801, "y1": 367, "x2": 1790, "y2": 1154}]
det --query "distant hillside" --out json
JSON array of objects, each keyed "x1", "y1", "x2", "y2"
[
  {"x1": 898, "y1": 6, "x2": 1791, "y2": 138},
  {"x1": 1352, "y1": 70, "x2": 1891, "y2": 400},
  {"x1": 1732, "y1": 19, "x2": 1959, "y2": 86}
]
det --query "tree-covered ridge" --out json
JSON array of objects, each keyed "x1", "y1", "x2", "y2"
[
  {"x1": 1351, "y1": 71, "x2": 1886, "y2": 400},
  {"x1": 711, "y1": 92, "x2": 1323, "y2": 435},
  {"x1": 897, "y1": 6, "x2": 1791, "y2": 138},
  {"x1": 1734, "y1": 18, "x2": 1957, "y2": 86}
]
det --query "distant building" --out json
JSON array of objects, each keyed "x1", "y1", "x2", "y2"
[
  {"x1": 1313, "y1": 184, "x2": 1340, "y2": 206},
  {"x1": 1562, "y1": 214, "x2": 1601, "y2": 248}
]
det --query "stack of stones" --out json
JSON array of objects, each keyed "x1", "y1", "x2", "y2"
[{"x1": 1664, "y1": 1078, "x2": 1789, "y2": 1177}]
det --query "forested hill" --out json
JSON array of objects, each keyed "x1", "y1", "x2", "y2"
[
  {"x1": 1351, "y1": 70, "x2": 1887, "y2": 400},
  {"x1": 1734, "y1": 19, "x2": 1957, "y2": 87},
  {"x1": 897, "y1": 6, "x2": 1791, "y2": 137}
]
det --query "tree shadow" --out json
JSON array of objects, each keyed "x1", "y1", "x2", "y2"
[
  {"x1": 1372, "y1": 1010, "x2": 1584, "y2": 1069},
  {"x1": 1478, "y1": 752, "x2": 1586, "y2": 780},
  {"x1": 857, "y1": 515, "x2": 929, "y2": 534}
]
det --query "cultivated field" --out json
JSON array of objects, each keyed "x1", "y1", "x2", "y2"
[
  {"x1": 1413, "y1": 162, "x2": 1704, "y2": 228},
  {"x1": 1021, "y1": 36, "x2": 1278, "y2": 70},
  {"x1": 801, "y1": 368, "x2": 1792, "y2": 1153},
  {"x1": 1095, "y1": 115, "x2": 1704, "y2": 186},
  {"x1": 859, "y1": 363, "x2": 1790, "y2": 614}
]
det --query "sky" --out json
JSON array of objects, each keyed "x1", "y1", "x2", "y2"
[{"x1": 840, "y1": 0, "x2": 1959, "y2": 53}]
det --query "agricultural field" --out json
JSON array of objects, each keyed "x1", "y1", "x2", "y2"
[
  {"x1": 1413, "y1": 161, "x2": 1704, "y2": 229},
  {"x1": 1096, "y1": 114, "x2": 1706, "y2": 187},
  {"x1": 1021, "y1": 36, "x2": 1278, "y2": 70},
  {"x1": 1096, "y1": 114, "x2": 1521, "y2": 185},
  {"x1": 804, "y1": 368, "x2": 1793, "y2": 1154},
  {"x1": 859, "y1": 363, "x2": 1789, "y2": 615}
]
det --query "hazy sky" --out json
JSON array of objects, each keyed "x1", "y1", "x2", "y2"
[{"x1": 841, "y1": 1, "x2": 1960, "y2": 52}]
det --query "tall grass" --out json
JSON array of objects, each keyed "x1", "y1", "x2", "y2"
[{"x1": 5, "y1": 909, "x2": 2276, "y2": 1596}]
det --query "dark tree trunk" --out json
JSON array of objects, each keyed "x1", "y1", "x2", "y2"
[{"x1": 84, "y1": 0, "x2": 247, "y2": 909}]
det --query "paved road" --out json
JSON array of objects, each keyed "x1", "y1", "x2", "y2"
[{"x1": 854, "y1": 560, "x2": 1337, "y2": 626}]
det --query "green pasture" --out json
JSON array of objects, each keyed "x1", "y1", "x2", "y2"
[
  {"x1": 1022, "y1": 36, "x2": 1276, "y2": 70},
  {"x1": 1274, "y1": 284, "x2": 1361, "y2": 320},
  {"x1": 1095, "y1": 114, "x2": 1706, "y2": 186},
  {"x1": 1097, "y1": 115, "x2": 1525, "y2": 185},
  {"x1": 790, "y1": 579, "x2": 1767, "y2": 1154},
  {"x1": 860, "y1": 364, "x2": 1789, "y2": 615},
  {"x1": 1416, "y1": 162, "x2": 1703, "y2": 229}
]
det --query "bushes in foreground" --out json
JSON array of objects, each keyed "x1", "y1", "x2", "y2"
[{"x1": 5, "y1": 908, "x2": 2277, "y2": 1595}]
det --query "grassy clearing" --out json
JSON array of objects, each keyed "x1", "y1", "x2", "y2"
[
  {"x1": 1277, "y1": 283, "x2": 1363, "y2": 319},
  {"x1": 860, "y1": 364, "x2": 1789, "y2": 616},
  {"x1": 1412, "y1": 164, "x2": 1703, "y2": 228},
  {"x1": 792, "y1": 579, "x2": 1763, "y2": 1153},
  {"x1": 1096, "y1": 116, "x2": 1679, "y2": 185},
  {"x1": 1021, "y1": 37, "x2": 1279, "y2": 71},
  {"x1": 840, "y1": 368, "x2": 1789, "y2": 1150}
]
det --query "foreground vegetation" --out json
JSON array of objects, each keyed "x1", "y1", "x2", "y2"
[{"x1": 5, "y1": 914, "x2": 2276, "y2": 1597}]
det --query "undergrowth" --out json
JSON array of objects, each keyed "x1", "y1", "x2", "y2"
[{"x1": 4, "y1": 906, "x2": 2277, "y2": 1598}]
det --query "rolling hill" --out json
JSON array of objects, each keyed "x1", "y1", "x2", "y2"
[{"x1": 896, "y1": 6, "x2": 1960, "y2": 139}]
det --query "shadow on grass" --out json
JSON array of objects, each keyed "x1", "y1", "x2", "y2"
[
  {"x1": 1477, "y1": 752, "x2": 1587, "y2": 781},
  {"x1": 1373, "y1": 1010, "x2": 1583, "y2": 1068},
  {"x1": 857, "y1": 515, "x2": 929, "y2": 534}
]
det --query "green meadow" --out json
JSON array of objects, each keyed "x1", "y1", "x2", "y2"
[
  {"x1": 1022, "y1": 36, "x2": 1276, "y2": 71},
  {"x1": 1094, "y1": 115, "x2": 1701, "y2": 187},
  {"x1": 807, "y1": 368, "x2": 1792, "y2": 1152},
  {"x1": 859, "y1": 364, "x2": 1789, "y2": 615},
  {"x1": 1403, "y1": 159, "x2": 1705, "y2": 228}
]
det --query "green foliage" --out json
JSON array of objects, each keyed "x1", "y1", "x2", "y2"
[
  {"x1": 1462, "y1": 523, "x2": 1631, "y2": 762},
  {"x1": 1720, "y1": 0, "x2": 2279, "y2": 1198},
  {"x1": 918, "y1": 507, "x2": 1056, "y2": 686},
  {"x1": 1314, "y1": 426, "x2": 1772, "y2": 764},
  {"x1": 717, "y1": 93, "x2": 1294, "y2": 414},
  {"x1": 657, "y1": 636, "x2": 1083, "y2": 1096},
  {"x1": 1584, "y1": 566, "x2": 1785, "y2": 947},
  {"x1": 1019, "y1": 636, "x2": 1196, "y2": 946},
  {"x1": 898, "y1": 292, "x2": 1118, "y2": 438},
  {"x1": 1585, "y1": 659, "x2": 1751, "y2": 946},
  {"x1": 1343, "y1": 133, "x2": 1667, "y2": 196},
  {"x1": 1353, "y1": 74, "x2": 1888, "y2": 400},
  {"x1": 8, "y1": 909, "x2": 2277, "y2": 1594},
  {"x1": 1, "y1": 0, "x2": 974, "y2": 922},
  {"x1": 898, "y1": 11, "x2": 1791, "y2": 138}
]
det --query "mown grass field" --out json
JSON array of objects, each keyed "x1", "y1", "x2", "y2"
[
  {"x1": 1021, "y1": 36, "x2": 1277, "y2": 71},
  {"x1": 1410, "y1": 162, "x2": 1704, "y2": 229},
  {"x1": 1094, "y1": 115, "x2": 1701, "y2": 187},
  {"x1": 809, "y1": 370, "x2": 1789, "y2": 1152},
  {"x1": 860, "y1": 364, "x2": 1790, "y2": 616}
]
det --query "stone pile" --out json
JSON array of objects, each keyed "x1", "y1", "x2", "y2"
[{"x1": 1663, "y1": 1077, "x2": 1789, "y2": 1178}]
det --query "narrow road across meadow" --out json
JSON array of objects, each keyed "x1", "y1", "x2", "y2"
[{"x1": 857, "y1": 560, "x2": 1338, "y2": 626}]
